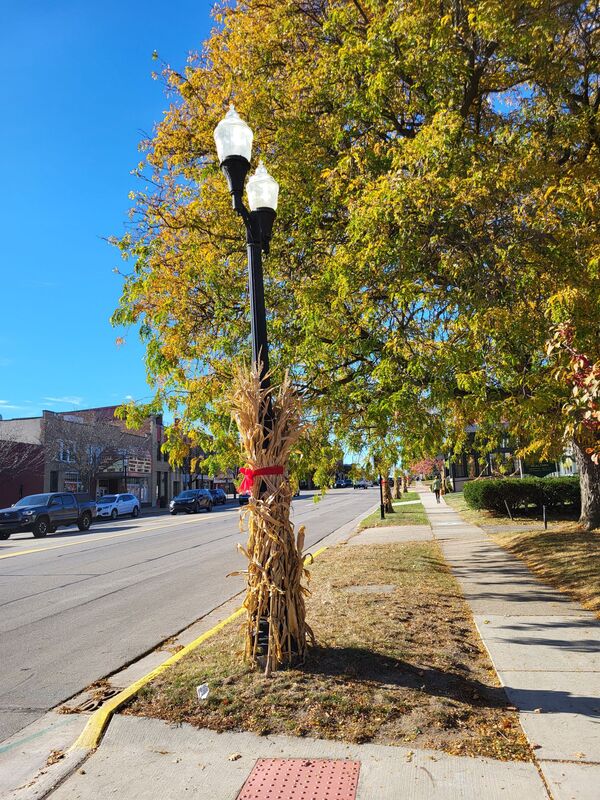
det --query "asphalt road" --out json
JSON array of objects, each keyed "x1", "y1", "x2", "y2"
[{"x1": 0, "y1": 488, "x2": 375, "y2": 743}]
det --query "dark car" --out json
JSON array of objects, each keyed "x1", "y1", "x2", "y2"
[
  {"x1": 169, "y1": 489, "x2": 212, "y2": 515},
  {"x1": 238, "y1": 491, "x2": 250, "y2": 506},
  {"x1": 0, "y1": 492, "x2": 97, "y2": 540},
  {"x1": 209, "y1": 487, "x2": 227, "y2": 506}
]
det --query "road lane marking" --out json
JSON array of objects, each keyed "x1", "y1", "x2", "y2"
[
  {"x1": 0, "y1": 515, "x2": 233, "y2": 561},
  {"x1": 0, "y1": 492, "x2": 368, "y2": 562}
]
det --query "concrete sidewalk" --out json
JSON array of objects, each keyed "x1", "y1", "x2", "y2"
[
  {"x1": 418, "y1": 485, "x2": 600, "y2": 800},
  {"x1": 9, "y1": 491, "x2": 600, "y2": 799},
  {"x1": 48, "y1": 714, "x2": 547, "y2": 800}
]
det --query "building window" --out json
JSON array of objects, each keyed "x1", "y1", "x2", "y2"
[
  {"x1": 88, "y1": 445, "x2": 102, "y2": 464},
  {"x1": 63, "y1": 471, "x2": 83, "y2": 492},
  {"x1": 58, "y1": 440, "x2": 73, "y2": 462},
  {"x1": 50, "y1": 470, "x2": 59, "y2": 492}
]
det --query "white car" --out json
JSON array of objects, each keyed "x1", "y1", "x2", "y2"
[{"x1": 96, "y1": 493, "x2": 141, "y2": 520}]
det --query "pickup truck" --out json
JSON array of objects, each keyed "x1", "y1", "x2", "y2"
[{"x1": 0, "y1": 492, "x2": 97, "y2": 540}]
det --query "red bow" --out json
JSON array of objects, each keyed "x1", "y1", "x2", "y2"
[{"x1": 239, "y1": 465, "x2": 284, "y2": 493}]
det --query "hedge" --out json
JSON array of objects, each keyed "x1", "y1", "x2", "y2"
[{"x1": 463, "y1": 477, "x2": 580, "y2": 514}]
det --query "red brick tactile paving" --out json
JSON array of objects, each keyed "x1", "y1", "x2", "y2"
[{"x1": 236, "y1": 758, "x2": 361, "y2": 800}]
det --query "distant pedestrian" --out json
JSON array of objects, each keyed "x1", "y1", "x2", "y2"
[{"x1": 431, "y1": 476, "x2": 441, "y2": 503}]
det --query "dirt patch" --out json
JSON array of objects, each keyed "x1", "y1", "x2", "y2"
[
  {"x1": 127, "y1": 542, "x2": 530, "y2": 761},
  {"x1": 493, "y1": 527, "x2": 600, "y2": 615}
]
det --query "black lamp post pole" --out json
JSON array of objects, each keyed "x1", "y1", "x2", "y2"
[
  {"x1": 220, "y1": 154, "x2": 276, "y2": 662},
  {"x1": 220, "y1": 155, "x2": 275, "y2": 397},
  {"x1": 246, "y1": 219, "x2": 270, "y2": 390}
]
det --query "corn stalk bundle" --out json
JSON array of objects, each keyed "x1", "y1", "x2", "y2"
[{"x1": 229, "y1": 364, "x2": 313, "y2": 675}]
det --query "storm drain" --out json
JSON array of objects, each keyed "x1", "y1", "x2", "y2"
[
  {"x1": 236, "y1": 758, "x2": 360, "y2": 799},
  {"x1": 68, "y1": 687, "x2": 120, "y2": 713}
]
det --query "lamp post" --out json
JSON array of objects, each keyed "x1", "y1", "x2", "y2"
[
  {"x1": 378, "y1": 472, "x2": 385, "y2": 520},
  {"x1": 213, "y1": 106, "x2": 279, "y2": 393},
  {"x1": 214, "y1": 106, "x2": 287, "y2": 669},
  {"x1": 121, "y1": 450, "x2": 128, "y2": 494}
]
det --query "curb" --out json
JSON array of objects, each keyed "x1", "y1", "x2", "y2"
[
  {"x1": 70, "y1": 545, "x2": 330, "y2": 753},
  {"x1": 69, "y1": 496, "x2": 385, "y2": 754}
]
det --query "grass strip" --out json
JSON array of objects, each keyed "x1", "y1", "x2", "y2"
[
  {"x1": 358, "y1": 500, "x2": 428, "y2": 529},
  {"x1": 492, "y1": 527, "x2": 600, "y2": 615},
  {"x1": 127, "y1": 541, "x2": 530, "y2": 761}
]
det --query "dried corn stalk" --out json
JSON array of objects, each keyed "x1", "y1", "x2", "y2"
[{"x1": 229, "y1": 364, "x2": 313, "y2": 675}]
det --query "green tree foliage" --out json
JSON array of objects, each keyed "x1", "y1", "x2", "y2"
[{"x1": 113, "y1": 0, "x2": 600, "y2": 524}]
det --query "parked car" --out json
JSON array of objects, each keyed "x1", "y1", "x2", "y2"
[
  {"x1": 0, "y1": 492, "x2": 97, "y2": 540},
  {"x1": 334, "y1": 479, "x2": 353, "y2": 488},
  {"x1": 169, "y1": 489, "x2": 213, "y2": 515},
  {"x1": 353, "y1": 479, "x2": 369, "y2": 489},
  {"x1": 96, "y1": 493, "x2": 141, "y2": 520},
  {"x1": 209, "y1": 487, "x2": 227, "y2": 506},
  {"x1": 238, "y1": 491, "x2": 250, "y2": 506}
]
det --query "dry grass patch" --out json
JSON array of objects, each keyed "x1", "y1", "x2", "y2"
[
  {"x1": 493, "y1": 527, "x2": 600, "y2": 615},
  {"x1": 127, "y1": 542, "x2": 530, "y2": 761}
]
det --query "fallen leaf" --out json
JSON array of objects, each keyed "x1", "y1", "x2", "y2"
[{"x1": 229, "y1": 753, "x2": 242, "y2": 761}]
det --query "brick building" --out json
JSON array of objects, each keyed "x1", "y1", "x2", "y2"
[{"x1": 0, "y1": 406, "x2": 216, "y2": 508}]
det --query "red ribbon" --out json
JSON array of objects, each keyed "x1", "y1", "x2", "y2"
[{"x1": 239, "y1": 465, "x2": 284, "y2": 493}]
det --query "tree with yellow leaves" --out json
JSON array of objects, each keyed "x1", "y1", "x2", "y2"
[{"x1": 113, "y1": 0, "x2": 600, "y2": 535}]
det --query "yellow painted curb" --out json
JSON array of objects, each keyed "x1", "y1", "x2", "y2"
[
  {"x1": 70, "y1": 545, "x2": 329, "y2": 751},
  {"x1": 305, "y1": 545, "x2": 328, "y2": 562},
  {"x1": 71, "y1": 606, "x2": 245, "y2": 751}
]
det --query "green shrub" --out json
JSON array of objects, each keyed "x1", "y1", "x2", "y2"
[{"x1": 463, "y1": 476, "x2": 580, "y2": 514}]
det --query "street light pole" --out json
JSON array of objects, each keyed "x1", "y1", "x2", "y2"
[
  {"x1": 122, "y1": 450, "x2": 128, "y2": 494},
  {"x1": 214, "y1": 106, "x2": 283, "y2": 667},
  {"x1": 214, "y1": 107, "x2": 279, "y2": 396},
  {"x1": 379, "y1": 472, "x2": 385, "y2": 520},
  {"x1": 247, "y1": 221, "x2": 270, "y2": 388}
]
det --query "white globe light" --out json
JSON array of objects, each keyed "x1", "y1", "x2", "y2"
[
  {"x1": 246, "y1": 160, "x2": 279, "y2": 211},
  {"x1": 213, "y1": 104, "x2": 253, "y2": 163}
]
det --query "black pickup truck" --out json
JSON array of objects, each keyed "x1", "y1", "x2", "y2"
[{"x1": 0, "y1": 492, "x2": 97, "y2": 540}]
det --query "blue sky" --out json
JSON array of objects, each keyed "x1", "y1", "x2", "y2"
[{"x1": 0, "y1": 0, "x2": 213, "y2": 420}]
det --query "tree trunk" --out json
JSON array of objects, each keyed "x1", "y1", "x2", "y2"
[
  {"x1": 573, "y1": 438, "x2": 600, "y2": 530},
  {"x1": 402, "y1": 474, "x2": 408, "y2": 493},
  {"x1": 382, "y1": 476, "x2": 394, "y2": 513},
  {"x1": 392, "y1": 471, "x2": 401, "y2": 499}
]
